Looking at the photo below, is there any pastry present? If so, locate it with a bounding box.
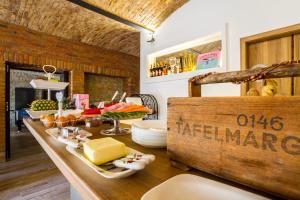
[56,116,68,127]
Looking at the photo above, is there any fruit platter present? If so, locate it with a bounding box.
[79,102,150,135]
[99,102,150,135]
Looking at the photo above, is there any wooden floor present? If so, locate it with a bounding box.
[0,127,70,200]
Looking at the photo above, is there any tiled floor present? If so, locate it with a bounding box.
[0,127,70,200]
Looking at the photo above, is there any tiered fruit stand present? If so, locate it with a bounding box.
[26,65,69,119]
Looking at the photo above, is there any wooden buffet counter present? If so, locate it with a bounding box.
[23,118,273,200]
[23,118,186,200]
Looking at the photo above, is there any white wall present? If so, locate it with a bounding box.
[140,0,300,120]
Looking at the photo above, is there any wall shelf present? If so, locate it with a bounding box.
[145,28,228,83]
[145,68,225,83]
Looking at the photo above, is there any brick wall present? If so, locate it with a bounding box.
[0,21,140,161]
[84,73,124,104]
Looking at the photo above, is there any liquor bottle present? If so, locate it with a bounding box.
[188,51,192,71]
[176,58,181,73]
[183,51,188,72]
[174,61,177,74]
[160,63,163,76]
[163,63,168,75]
[158,64,162,76]
[158,62,161,76]
[179,57,183,73]
[152,64,156,77]
[149,64,153,77]
[167,64,171,75]
[192,53,197,71]
[159,63,164,76]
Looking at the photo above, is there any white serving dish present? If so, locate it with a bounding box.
[26,109,58,119]
[26,109,82,119]
[131,120,167,148]
[120,118,143,125]
[142,174,269,200]
[66,146,141,179]
[30,79,69,90]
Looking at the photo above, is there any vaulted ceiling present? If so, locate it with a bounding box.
[0,0,188,57]
[82,0,189,30]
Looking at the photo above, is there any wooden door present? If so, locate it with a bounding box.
[294,34,300,95]
[241,23,300,96]
[248,36,292,96]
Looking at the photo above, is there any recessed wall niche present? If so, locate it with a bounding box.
[84,73,124,104]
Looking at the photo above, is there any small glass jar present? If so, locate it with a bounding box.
[85,118,100,128]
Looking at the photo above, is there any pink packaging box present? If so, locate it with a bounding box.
[197,50,221,69]
[73,94,89,110]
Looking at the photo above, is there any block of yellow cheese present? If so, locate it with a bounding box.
[83,137,127,165]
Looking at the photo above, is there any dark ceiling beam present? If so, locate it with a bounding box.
[67,0,154,32]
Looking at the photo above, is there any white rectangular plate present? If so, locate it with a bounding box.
[45,127,92,147]
[66,146,138,179]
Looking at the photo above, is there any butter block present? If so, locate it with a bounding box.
[83,137,127,165]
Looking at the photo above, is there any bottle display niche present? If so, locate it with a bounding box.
[148,40,222,78]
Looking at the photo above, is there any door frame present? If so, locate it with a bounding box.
[240,23,300,96]
[5,62,10,160]
[4,62,70,160]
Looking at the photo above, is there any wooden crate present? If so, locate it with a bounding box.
[167,96,300,199]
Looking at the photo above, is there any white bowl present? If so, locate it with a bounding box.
[131,120,167,148]
[142,174,269,200]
